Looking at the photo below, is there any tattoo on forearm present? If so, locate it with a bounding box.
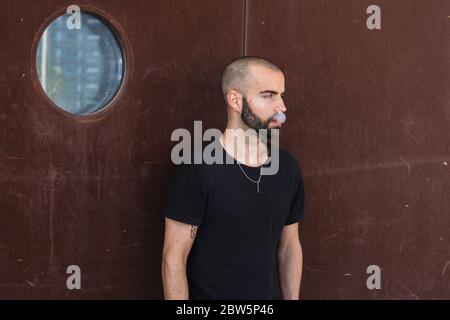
[190,226,197,239]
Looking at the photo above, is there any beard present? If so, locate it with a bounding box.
[241,97,278,140]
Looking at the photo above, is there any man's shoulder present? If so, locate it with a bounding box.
[274,146,302,176]
[277,146,299,164]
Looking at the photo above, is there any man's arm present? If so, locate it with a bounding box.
[162,217,198,300]
[277,222,303,300]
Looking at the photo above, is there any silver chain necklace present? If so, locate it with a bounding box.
[221,134,264,193]
[236,160,262,194]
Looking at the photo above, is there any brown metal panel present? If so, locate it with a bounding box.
[0,0,243,298]
[246,0,450,299]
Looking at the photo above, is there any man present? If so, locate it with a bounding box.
[162,56,305,300]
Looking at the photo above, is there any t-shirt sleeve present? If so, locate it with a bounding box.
[285,162,305,225]
[164,163,207,226]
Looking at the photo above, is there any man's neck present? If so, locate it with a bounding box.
[219,125,268,167]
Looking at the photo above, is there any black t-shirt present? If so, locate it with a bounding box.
[164,140,305,300]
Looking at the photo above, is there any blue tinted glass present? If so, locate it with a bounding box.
[36,12,124,115]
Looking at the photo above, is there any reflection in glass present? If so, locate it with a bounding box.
[36,13,124,115]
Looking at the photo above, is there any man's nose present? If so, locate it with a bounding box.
[278,98,287,113]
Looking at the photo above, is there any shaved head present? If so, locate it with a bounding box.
[220,56,282,102]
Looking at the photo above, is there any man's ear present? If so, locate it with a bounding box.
[227,90,242,113]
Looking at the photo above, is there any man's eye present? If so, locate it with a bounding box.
[263,94,273,98]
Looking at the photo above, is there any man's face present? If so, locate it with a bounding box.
[240,65,287,131]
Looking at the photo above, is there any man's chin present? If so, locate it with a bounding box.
[268,123,281,129]
[257,126,280,142]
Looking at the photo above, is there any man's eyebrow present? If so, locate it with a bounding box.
[259,90,285,95]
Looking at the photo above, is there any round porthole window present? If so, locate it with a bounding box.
[36,11,124,115]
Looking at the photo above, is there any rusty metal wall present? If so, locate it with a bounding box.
[245,0,450,299]
[0,0,449,299]
[0,0,243,298]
